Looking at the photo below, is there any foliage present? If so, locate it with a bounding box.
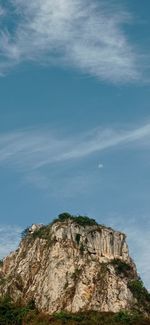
[21,224,54,247]
[75,215,98,226]
[128,279,150,310]
[53,212,98,227]
[0,298,149,325]
[21,213,98,243]
[0,296,37,325]
[55,213,72,222]
[32,226,51,240]
[21,227,30,239]
[54,311,84,322]
[111,259,133,277]
[113,310,140,324]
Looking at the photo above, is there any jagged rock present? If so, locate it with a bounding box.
[29,224,44,234]
[0,216,148,314]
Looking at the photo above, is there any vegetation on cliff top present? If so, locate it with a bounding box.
[1,213,150,322]
[0,296,150,325]
[21,213,99,240]
[52,212,98,226]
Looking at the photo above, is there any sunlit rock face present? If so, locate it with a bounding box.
[0,218,137,314]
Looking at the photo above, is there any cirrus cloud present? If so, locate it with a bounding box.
[0,0,139,82]
[0,122,150,172]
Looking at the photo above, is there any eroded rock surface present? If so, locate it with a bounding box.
[0,218,138,314]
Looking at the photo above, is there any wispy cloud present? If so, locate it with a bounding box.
[0,225,22,259]
[0,5,6,17]
[0,0,139,82]
[0,122,150,172]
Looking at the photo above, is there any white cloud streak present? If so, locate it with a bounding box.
[0,122,150,172]
[0,0,138,82]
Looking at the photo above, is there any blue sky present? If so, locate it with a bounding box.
[0,0,150,288]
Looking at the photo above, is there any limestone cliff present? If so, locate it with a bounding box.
[0,214,149,315]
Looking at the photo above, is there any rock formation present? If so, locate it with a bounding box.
[0,214,149,315]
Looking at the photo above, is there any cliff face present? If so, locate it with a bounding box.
[0,216,142,314]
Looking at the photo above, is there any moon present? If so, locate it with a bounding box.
[98,163,104,169]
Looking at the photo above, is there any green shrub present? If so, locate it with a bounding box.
[52,213,72,224]
[57,213,72,221]
[54,311,75,320]
[32,226,50,240]
[22,213,99,245]
[114,310,140,324]
[128,279,150,305]
[52,213,98,227]
[21,225,52,242]
[54,311,85,322]
[21,227,30,239]
[0,296,37,325]
[75,216,98,226]
[0,299,149,325]
[111,259,132,276]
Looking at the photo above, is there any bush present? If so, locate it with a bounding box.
[54,311,83,321]
[53,213,98,227]
[74,216,98,227]
[21,227,30,239]
[0,300,149,325]
[114,310,140,324]
[111,259,132,276]
[32,226,50,240]
[0,296,37,325]
[128,279,150,305]
[57,213,72,221]
[21,213,99,244]
[52,213,72,224]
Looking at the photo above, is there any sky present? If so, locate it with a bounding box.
[0,0,150,288]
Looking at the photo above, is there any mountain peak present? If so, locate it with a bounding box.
[0,213,150,316]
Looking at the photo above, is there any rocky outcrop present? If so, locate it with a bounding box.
[0,215,146,314]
